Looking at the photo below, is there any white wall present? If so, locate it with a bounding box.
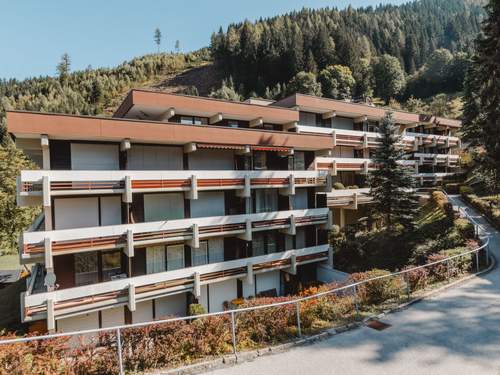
[188,149,234,170]
[155,293,186,318]
[100,196,122,226]
[256,270,281,295]
[331,117,354,130]
[208,279,237,312]
[132,300,153,323]
[101,306,125,328]
[57,312,99,332]
[127,145,183,170]
[199,285,209,313]
[71,143,119,170]
[54,197,99,230]
[144,193,185,222]
[190,191,225,218]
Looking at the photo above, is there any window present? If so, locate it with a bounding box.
[227,120,239,128]
[255,189,278,213]
[253,152,267,170]
[74,252,98,286]
[180,116,207,125]
[146,246,166,274]
[167,244,185,271]
[294,152,305,170]
[192,241,208,266]
[180,116,193,125]
[101,251,122,281]
[252,234,266,256]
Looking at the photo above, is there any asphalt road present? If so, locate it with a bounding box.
[204,197,500,375]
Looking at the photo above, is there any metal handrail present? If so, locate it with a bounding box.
[0,195,491,375]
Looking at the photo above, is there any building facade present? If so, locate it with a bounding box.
[8,91,461,333]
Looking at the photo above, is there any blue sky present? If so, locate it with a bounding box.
[0,0,406,80]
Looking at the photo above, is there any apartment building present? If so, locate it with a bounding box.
[8,91,461,333]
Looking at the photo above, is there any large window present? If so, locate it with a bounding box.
[167,244,185,271]
[180,116,207,125]
[252,232,279,256]
[146,246,166,274]
[74,252,98,286]
[255,189,278,213]
[191,241,208,266]
[294,152,305,170]
[253,152,267,170]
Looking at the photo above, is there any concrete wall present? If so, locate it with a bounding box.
[208,279,237,312]
[57,312,99,332]
[101,306,125,328]
[132,300,154,323]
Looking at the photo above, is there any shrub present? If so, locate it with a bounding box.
[444,183,460,194]
[431,190,447,208]
[347,185,359,189]
[459,185,473,196]
[454,218,475,239]
[402,266,429,291]
[188,303,206,316]
[333,182,345,190]
[442,247,473,276]
[349,269,403,305]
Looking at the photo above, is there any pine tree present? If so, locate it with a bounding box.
[154,28,162,53]
[369,112,419,229]
[175,40,180,53]
[463,0,500,191]
[56,53,71,83]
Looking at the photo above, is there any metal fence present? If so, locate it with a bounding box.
[0,196,492,375]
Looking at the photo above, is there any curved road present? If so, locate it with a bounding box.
[205,197,500,375]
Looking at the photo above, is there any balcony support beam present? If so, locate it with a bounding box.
[193,272,201,298]
[354,115,368,124]
[42,176,53,230]
[246,262,254,285]
[363,160,369,175]
[238,218,252,241]
[236,174,251,198]
[189,224,200,249]
[128,283,136,312]
[322,110,336,120]
[47,299,55,333]
[331,160,337,176]
[282,121,297,131]
[44,237,53,270]
[41,135,50,170]
[123,175,132,203]
[332,130,337,147]
[209,113,223,124]
[281,215,296,236]
[158,107,175,121]
[280,174,295,196]
[188,175,198,200]
[120,138,131,152]
[183,142,197,154]
[339,208,346,228]
[125,229,134,257]
[286,254,297,275]
[249,117,263,128]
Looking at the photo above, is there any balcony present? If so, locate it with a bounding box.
[322,188,373,208]
[313,157,376,174]
[21,208,331,263]
[22,244,330,324]
[17,170,329,206]
[413,153,459,167]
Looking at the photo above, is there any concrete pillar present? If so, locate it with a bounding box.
[41,135,50,170]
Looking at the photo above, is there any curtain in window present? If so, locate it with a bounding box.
[146,246,166,274]
[192,242,208,266]
[167,244,185,271]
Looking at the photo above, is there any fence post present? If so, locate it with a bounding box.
[353,285,360,320]
[405,274,410,301]
[475,250,480,273]
[230,311,237,355]
[295,301,302,337]
[486,241,490,267]
[116,328,124,375]
[446,260,451,281]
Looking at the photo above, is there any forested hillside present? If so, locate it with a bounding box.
[0,0,487,255]
[210,0,485,102]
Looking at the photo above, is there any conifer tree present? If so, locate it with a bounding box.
[368,112,419,229]
[463,0,500,191]
[154,28,162,53]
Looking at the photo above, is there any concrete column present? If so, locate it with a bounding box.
[41,135,50,170]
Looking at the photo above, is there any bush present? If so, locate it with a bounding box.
[442,247,473,276]
[426,253,448,281]
[349,269,403,305]
[347,185,359,189]
[431,190,448,208]
[459,185,474,196]
[402,266,429,291]
[444,183,461,194]
[333,182,345,190]
[188,303,206,316]
[454,218,475,239]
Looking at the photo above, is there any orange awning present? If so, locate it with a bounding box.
[197,143,246,150]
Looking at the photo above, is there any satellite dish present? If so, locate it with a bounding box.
[44,272,56,287]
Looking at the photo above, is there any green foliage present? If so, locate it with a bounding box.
[318,65,355,99]
[463,0,500,191]
[209,76,242,101]
[349,269,403,305]
[459,185,474,195]
[333,182,346,190]
[454,218,475,239]
[210,0,484,98]
[372,55,406,103]
[188,303,206,316]
[285,71,322,97]
[368,113,419,229]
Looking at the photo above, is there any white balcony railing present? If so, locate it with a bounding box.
[21,208,331,262]
[23,244,330,323]
[313,157,376,173]
[295,125,460,150]
[17,170,329,206]
[324,188,372,208]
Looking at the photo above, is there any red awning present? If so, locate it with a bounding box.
[197,143,246,150]
[251,146,291,152]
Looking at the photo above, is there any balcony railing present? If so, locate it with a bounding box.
[413,153,460,167]
[22,244,330,323]
[323,188,373,208]
[313,157,376,173]
[21,208,331,262]
[17,170,329,205]
[295,125,460,150]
